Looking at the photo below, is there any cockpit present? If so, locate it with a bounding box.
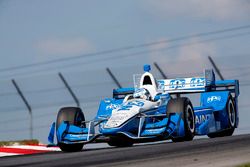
[139,64,158,100]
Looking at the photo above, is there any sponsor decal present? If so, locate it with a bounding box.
[104,99,111,103]
[105,101,144,128]
[69,134,87,138]
[143,127,165,135]
[207,96,221,103]
[195,114,210,124]
[118,100,144,111]
[105,112,132,128]
[146,129,161,132]
[169,79,186,89]
[190,78,205,87]
[158,80,165,90]
[106,103,120,110]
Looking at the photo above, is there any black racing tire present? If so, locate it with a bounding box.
[108,136,134,147]
[207,96,236,138]
[168,97,195,142]
[58,143,84,152]
[56,107,85,152]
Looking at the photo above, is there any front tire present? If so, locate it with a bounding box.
[58,143,84,152]
[168,97,195,142]
[56,107,85,152]
[108,136,133,147]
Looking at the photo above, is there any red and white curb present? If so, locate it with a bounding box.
[0,145,60,157]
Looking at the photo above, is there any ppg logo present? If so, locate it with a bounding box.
[169,79,185,89]
[158,80,165,90]
[106,104,120,110]
[190,78,205,87]
[118,100,144,111]
[207,96,221,103]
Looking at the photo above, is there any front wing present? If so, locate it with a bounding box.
[48,111,186,145]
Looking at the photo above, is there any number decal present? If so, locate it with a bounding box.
[118,100,144,111]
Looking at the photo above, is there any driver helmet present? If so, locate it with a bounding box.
[133,88,151,100]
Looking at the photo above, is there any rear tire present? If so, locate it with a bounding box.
[168,97,195,142]
[56,107,85,152]
[207,96,236,138]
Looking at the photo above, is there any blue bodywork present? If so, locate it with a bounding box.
[48,67,240,146]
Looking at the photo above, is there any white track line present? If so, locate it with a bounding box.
[0,152,19,157]
[4,145,61,151]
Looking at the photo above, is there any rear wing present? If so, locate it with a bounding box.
[113,69,239,99]
[157,69,239,97]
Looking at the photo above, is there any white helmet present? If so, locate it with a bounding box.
[133,88,151,100]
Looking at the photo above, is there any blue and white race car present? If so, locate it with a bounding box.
[48,64,240,152]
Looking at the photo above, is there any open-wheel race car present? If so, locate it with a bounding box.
[48,64,240,152]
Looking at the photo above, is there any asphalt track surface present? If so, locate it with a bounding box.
[1,134,250,167]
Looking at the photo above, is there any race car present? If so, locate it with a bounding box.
[48,64,240,152]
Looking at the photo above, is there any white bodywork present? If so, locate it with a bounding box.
[105,70,164,129]
[139,72,158,99]
[104,99,159,128]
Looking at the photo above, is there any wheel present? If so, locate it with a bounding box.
[207,96,236,138]
[56,107,85,152]
[168,97,195,142]
[108,136,134,147]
